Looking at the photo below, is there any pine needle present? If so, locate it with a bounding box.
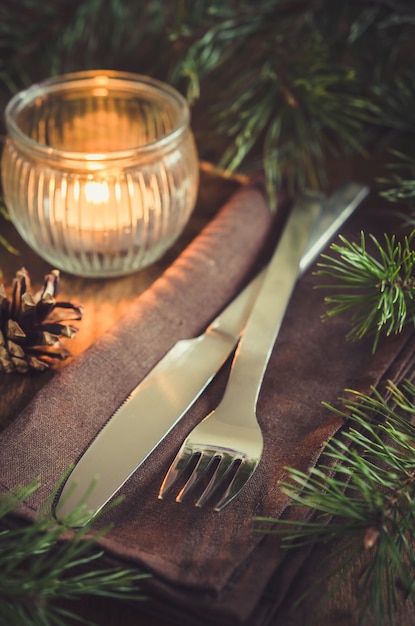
[316,232,415,351]
[256,380,415,626]
[0,480,149,626]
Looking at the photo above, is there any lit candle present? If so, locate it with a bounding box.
[51,177,132,253]
[2,70,199,277]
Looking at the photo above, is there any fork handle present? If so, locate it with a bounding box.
[219,194,321,422]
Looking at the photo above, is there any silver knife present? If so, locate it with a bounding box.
[54,182,369,522]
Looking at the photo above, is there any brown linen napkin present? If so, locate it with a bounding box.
[1,181,415,626]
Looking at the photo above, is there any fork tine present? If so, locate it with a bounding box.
[158,445,195,499]
[195,453,238,508]
[176,451,217,502]
[213,458,259,511]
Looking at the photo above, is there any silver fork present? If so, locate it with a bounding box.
[158,192,322,511]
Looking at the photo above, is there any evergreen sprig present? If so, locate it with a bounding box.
[0,197,18,258]
[0,200,17,273]
[316,232,415,351]
[0,479,149,626]
[256,379,415,626]
[171,1,375,199]
[379,151,415,204]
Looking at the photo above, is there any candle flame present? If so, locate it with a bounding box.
[84,181,110,204]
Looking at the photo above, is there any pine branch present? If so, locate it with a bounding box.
[256,379,415,626]
[0,479,149,626]
[167,0,415,197]
[0,197,19,280]
[215,36,370,200]
[316,232,415,351]
[170,1,376,198]
[378,151,415,205]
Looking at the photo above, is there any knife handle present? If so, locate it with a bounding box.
[218,194,321,420]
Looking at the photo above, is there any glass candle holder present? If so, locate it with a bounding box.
[1,70,199,277]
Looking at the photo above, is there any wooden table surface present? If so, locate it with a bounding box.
[2,159,415,626]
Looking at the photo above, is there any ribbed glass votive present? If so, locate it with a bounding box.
[1,70,199,277]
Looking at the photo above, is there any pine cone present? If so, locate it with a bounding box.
[0,268,83,373]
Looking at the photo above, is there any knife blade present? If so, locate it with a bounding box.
[54,182,369,522]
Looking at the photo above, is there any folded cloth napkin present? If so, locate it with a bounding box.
[1,181,415,626]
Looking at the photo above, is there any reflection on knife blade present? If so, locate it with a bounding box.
[54,182,369,523]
